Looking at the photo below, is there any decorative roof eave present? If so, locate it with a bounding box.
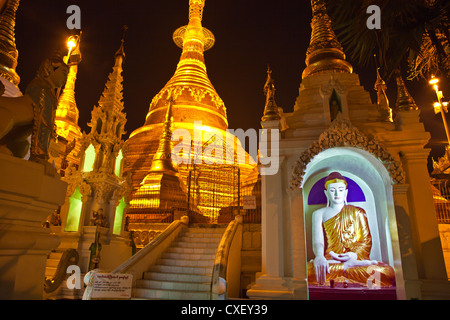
[149,85,226,113]
[289,113,405,189]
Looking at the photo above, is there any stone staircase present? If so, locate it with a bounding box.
[133,226,225,300]
[45,251,63,280]
[43,249,84,300]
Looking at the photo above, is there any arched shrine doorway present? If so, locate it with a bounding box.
[300,147,403,299]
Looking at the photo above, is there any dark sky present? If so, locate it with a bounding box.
[14,0,449,170]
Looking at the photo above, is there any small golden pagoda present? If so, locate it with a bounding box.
[124,0,256,223]
[52,34,83,173]
[302,0,353,79]
[261,67,281,122]
[374,67,392,122]
[128,97,188,215]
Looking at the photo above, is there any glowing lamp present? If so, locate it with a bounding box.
[63,35,80,64]
[434,102,442,114]
[429,76,439,85]
[67,36,77,55]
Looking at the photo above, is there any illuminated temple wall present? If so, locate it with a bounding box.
[125,126,257,222]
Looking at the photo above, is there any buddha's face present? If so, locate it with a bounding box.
[325,181,348,206]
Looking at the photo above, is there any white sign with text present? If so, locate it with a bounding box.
[91,273,133,299]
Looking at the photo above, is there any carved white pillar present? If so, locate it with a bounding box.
[401,150,447,280]
[247,151,292,299]
[392,183,421,300]
[260,155,285,277]
[287,187,308,299]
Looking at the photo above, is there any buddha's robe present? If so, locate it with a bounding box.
[308,205,395,287]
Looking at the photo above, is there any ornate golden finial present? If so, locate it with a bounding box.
[262,66,281,122]
[0,0,20,85]
[374,67,392,122]
[302,0,352,79]
[115,25,127,59]
[188,0,205,22]
[394,69,418,116]
[173,0,214,51]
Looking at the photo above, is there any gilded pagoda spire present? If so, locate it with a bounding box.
[147,97,177,175]
[142,0,227,131]
[87,31,127,143]
[262,67,281,122]
[97,31,126,115]
[131,97,188,211]
[374,67,392,122]
[302,0,352,79]
[55,34,82,140]
[394,69,418,117]
[0,0,20,85]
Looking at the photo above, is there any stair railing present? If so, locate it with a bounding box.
[44,248,79,293]
[111,216,189,285]
[210,215,243,300]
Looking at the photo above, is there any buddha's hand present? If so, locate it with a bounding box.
[329,251,357,262]
[313,255,329,284]
[343,258,378,271]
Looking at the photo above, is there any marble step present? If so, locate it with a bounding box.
[45,266,57,278]
[162,251,216,261]
[171,240,219,249]
[147,264,213,275]
[46,258,60,268]
[133,287,211,300]
[177,236,222,244]
[143,270,212,283]
[181,231,223,239]
[167,246,217,255]
[136,279,211,292]
[157,257,214,268]
[48,251,63,260]
[186,227,226,234]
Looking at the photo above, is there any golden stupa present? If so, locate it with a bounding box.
[302,0,353,79]
[124,0,256,222]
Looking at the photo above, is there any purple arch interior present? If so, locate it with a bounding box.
[308,176,366,205]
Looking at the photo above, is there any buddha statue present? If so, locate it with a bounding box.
[308,172,395,287]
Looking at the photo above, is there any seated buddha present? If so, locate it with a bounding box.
[307,172,395,287]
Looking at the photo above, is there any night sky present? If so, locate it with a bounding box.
[14,0,450,171]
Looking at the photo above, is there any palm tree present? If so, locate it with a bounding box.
[325,0,449,81]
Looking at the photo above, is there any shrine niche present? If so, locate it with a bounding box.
[300,147,400,297]
[306,171,395,288]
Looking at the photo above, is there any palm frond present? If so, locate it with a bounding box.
[325,0,449,79]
